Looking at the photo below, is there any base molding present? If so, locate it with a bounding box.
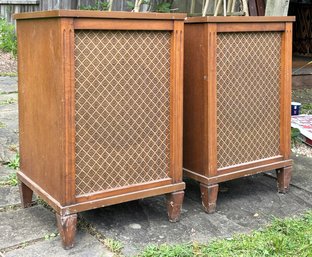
[17,171,185,215]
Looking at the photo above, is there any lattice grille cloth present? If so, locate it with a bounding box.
[74,30,171,195]
[216,32,282,168]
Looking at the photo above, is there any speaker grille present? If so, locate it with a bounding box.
[74,30,171,195]
[216,32,282,169]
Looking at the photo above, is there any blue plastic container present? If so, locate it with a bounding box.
[291,102,301,115]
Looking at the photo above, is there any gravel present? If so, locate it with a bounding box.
[0,51,17,74]
[292,143,312,158]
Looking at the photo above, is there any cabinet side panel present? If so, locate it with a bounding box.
[183,24,206,175]
[17,18,66,204]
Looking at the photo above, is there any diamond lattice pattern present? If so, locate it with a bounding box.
[74,30,171,195]
[216,32,282,168]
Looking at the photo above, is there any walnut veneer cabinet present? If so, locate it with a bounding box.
[15,10,185,249]
[183,16,295,213]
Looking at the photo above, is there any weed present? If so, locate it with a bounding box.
[0,172,18,186]
[291,128,301,146]
[0,18,17,56]
[0,72,17,77]
[0,98,16,105]
[6,153,20,170]
[78,218,124,255]
[44,232,58,240]
[104,238,124,254]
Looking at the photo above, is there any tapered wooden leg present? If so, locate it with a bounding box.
[166,191,184,222]
[56,213,77,250]
[19,181,33,208]
[276,166,292,194]
[200,183,219,214]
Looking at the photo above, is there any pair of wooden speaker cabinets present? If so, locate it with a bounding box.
[15,11,294,249]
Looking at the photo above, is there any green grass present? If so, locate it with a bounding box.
[0,172,18,186]
[139,212,312,257]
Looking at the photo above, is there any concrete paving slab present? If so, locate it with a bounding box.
[290,154,312,192]
[0,166,14,180]
[0,131,18,162]
[215,175,312,229]
[266,154,312,193]
[4,232,113,257]
[0,206,56,250]
[0,77,18,94]
[82,174,312,256]
[0,93,18,104]
[0,186,20,208]
[0,91,18,162]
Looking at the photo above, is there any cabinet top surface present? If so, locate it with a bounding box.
[14,10,186,20]
[186,16,295,23]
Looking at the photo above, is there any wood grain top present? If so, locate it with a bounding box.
[186,16,296,23]
[14,10,186,20]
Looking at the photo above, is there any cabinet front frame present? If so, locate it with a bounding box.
[203,21,293,181]
[62,18,184,205]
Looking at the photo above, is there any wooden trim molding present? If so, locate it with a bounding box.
[18,171,185,216]
[74,19,174,31]
[217,22,285,32]
[184,159,293,186]
[186,16,296,24]
[14,10,186,20]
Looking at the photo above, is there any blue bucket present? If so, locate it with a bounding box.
[291,102,301,116]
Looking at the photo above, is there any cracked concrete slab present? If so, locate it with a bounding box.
[4,232,114,257]
[0,206,56,250]
[82,174,312,256]
[0,186,20,208]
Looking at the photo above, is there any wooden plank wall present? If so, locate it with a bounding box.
[289,3,312,55]
[0,0,39,23]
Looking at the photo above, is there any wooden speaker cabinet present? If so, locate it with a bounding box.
[183,17,295,213]
[15,10,185,249]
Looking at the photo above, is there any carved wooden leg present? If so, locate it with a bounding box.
[19,181,33,208]
[200,183,219,214]
[56,213,77,250]
[276,166,292,194]
[166,191,184,222]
